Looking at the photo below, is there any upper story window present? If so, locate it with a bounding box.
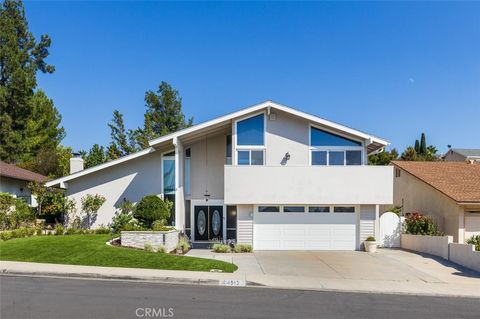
[237,114,264,146]
[236,114,265,165]
[310,127,363,166]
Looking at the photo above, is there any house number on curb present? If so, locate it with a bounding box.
[219,279,246,287]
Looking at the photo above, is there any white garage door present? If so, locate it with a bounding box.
[465,213,480,239]
[253,210,357,250]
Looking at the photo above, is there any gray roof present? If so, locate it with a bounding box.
[451,149,480,158]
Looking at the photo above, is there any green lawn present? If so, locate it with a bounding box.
[0,235,237,273]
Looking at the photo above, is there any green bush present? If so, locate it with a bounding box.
[466,235,480,251]
[133,195,172,228]
[157,245,166,253]
[111,200,135,232]
[144,243,153,252]
[0,193,35,230]
[94,226,111,234]
[27,227,36,236]
[404,212,442,236]
[0,231,13,241]
[54,224,65,235]
[233,244,253,253]
[152,220,173,231]
[36,227,43,236]
[365,236,376,242]
[212,242,230,253]
[176,235,190,253]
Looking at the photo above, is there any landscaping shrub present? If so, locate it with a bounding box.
[111,200,134,232]
[65,228,78,235]
[0,231,13,241]
[365,236,376,242]
[54,224,65,235]
[94,226,111,234]
[152,220,173,231]
[36,227,43,236]
[133,195,172,228]
[144,243,153,252]
[404,212,442,236]
[0,193,35,230]
[157,245,166,253]
[233,244,253,253]
[212,242,230,253]
[177,235,190,253]
[81,194,106,229]
[466,235,480,251]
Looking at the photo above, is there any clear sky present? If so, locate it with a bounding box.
[25,1,480,154]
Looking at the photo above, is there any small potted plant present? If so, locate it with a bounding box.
[364,236,377,253]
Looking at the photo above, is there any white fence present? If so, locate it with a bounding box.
[379,212,401,248]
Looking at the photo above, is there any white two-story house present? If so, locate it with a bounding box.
[46,101,393,250]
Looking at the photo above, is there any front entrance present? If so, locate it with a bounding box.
[194,206,223,241]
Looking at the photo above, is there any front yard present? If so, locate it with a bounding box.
[0,235,237,273]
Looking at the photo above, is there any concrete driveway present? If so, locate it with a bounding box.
[188,248,480,286]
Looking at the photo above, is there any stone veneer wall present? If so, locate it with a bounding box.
[121,230,179,253]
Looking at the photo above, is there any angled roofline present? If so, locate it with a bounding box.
[45,147,157,188]
[46,100,389,187]
[149,100,390,147]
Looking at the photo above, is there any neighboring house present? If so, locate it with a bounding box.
[46,101,393,250]
[391,161,480,243]
[443,148,480,163]
[0,161,49,206]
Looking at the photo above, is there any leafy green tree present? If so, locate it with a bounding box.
[83,144,106,168]
[0,0,60,163]
[368,148,399,165]
[133,82,193,148]
[81,194,106,229]
[108,110,137,156]
[19,145,72,178]
[414,140,420,153]
[106,142,121,161]
[401,147,417,161]
[419,133,427,155]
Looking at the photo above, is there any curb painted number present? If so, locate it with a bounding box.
[219,279,246,287]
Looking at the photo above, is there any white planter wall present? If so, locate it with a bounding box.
[449,243,480,273]
[401,234,452,260]
[121,230,179,253]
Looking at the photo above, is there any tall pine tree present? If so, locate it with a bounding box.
[108,110,136,156]
[0,0,63,163]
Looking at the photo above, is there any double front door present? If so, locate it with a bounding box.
[194,206,223,241]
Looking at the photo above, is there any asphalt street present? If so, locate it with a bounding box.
[1,275,479,319]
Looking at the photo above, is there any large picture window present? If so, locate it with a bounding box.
[310,126,363,166]
[237,114,264,146]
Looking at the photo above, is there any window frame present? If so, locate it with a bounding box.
[309,124,364,166]
[237,149,265,166]
[161,150,176,195]
[255,205,357,214]
[234,112,267,166]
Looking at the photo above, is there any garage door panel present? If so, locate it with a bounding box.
[254,213,357,250]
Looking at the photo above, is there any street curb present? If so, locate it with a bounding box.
[2,270,479,299]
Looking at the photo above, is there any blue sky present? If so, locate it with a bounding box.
[26,1,480,153]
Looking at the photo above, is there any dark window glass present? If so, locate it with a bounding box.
[227,206,237,229]
[346,150,362,165]
[329,151,345,165]
[238,150,250,165]
[334,206,355,213]
[237,114,264,146]
[227,230,237,240]
[251,150,264,165]
[185,148,191,158]
[309,206,330,213]
[226,135,232,158]
[311,127,362,147]
[312,151,327,165]
[258,206,280,212]
[185,200,191,228]
[284,206,305,213]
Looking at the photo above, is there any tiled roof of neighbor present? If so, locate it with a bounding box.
[451,148,480,158]
[391,161,480,203]
[0,161,49,183]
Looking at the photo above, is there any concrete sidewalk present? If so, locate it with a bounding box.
[1,255,479,298]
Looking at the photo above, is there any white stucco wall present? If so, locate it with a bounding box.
[188,133,226,200]
[225,166,393,205]
[65,151,162,228]
[0,176,35,206]
[265,110,310,166]
[393,167,463,242]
